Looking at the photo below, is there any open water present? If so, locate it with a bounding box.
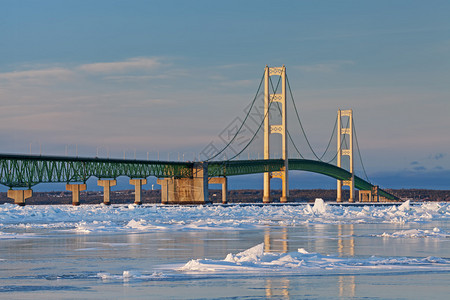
[1,201,450,299]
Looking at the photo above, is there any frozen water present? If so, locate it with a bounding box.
[377,227,450,238]
[2,201,450,237]
[178,242,450,275]
[2,201,450,299]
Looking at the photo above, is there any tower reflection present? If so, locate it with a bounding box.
[338,224,355,297]
[264,226,290,298]
[264,226,288,253]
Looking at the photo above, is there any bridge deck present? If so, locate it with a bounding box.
[0,154,398,200]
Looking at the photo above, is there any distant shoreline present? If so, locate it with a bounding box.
[1,189,448,205]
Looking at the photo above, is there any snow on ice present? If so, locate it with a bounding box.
[177,242,450,275]
[1,200,450,237]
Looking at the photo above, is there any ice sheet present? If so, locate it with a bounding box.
[177,243,450,275]
[1,200,450,235]
[377,227,450,238]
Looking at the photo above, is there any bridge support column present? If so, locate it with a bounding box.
[263,65,289,203]
[7,189,32,206]
[263,66,271,203]
[372,186,379,202]
[209,177,228,204]
[98,179,116,205]
[66,184,86,206]
[337,109,354,203]
[359,190,371,202]
[157,162,210,204]
[157,178,172,204]
[130,179,147,205]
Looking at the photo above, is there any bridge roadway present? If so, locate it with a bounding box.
[0,153,397,201]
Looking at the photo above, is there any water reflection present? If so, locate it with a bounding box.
[264,226,290,298]
[338,224,355,257]
[264,226,288,253]
[265,278,290,299]
[263,225,357,299]
[338,224,355,297]
[3,221,450,299]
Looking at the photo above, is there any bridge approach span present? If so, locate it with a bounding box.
[0,154,397,200]
[0,153,193,188]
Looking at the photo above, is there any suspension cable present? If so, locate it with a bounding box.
[206,72,265,161]
[272,98,305,159]
[325,115,350,164]
[225,74,282,161]
[286,75,341,161]
[352,117,371,182]
[318,116,338,160]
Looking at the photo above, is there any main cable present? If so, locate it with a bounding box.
[352,117,371,182]
[286,75,339,161]
[225,74,282,161]
[206,71,265,161]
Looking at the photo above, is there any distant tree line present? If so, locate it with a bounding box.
[1,189,448,205]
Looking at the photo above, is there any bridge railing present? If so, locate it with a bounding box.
[0,154,193,188]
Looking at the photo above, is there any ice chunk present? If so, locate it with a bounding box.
[312,198,327,214]
[398,200,410,211]
[224,243,264,263]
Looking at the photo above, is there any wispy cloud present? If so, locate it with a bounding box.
[412,166,427,171]
[0,57,167,85]
[0,67,73,82]
[78,57,162,74]
[216,63,250,69]
[294,60,355,73]
[218,79,254,88]
[429,153,447,160]
[102,74,171,82]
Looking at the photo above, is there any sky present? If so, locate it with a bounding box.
[1,0,449,190]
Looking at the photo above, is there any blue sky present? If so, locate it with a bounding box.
[1,0,449,190]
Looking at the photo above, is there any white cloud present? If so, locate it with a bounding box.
[219,79,254,88]
[0,67,73,81]
[295,61,355,73]
[0,57,175,92]
[78,57,162,74]
[102,74,170,82]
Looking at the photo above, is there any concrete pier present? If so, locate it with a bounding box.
[66,184,86,206]
[7,189,32,206]
[209,177,227,204]
[97,179,116,205]
[129,179,147,205]
[359,186,381,202]
[157,162,210,204]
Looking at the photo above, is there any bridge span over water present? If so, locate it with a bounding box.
[1,65,399,205]
[0,153,398,206]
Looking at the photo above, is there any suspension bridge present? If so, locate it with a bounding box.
[0,65,399,206]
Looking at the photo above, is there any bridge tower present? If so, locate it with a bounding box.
[263,65,289,203]
[336,109,354,202]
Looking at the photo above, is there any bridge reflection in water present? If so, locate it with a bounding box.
[338,224,356,298]
[264,226,290,298]
[262,225,356,299]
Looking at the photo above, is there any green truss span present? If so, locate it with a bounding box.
[0,154,193,188]
[209,159,397,200]
[0,154,397,200]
